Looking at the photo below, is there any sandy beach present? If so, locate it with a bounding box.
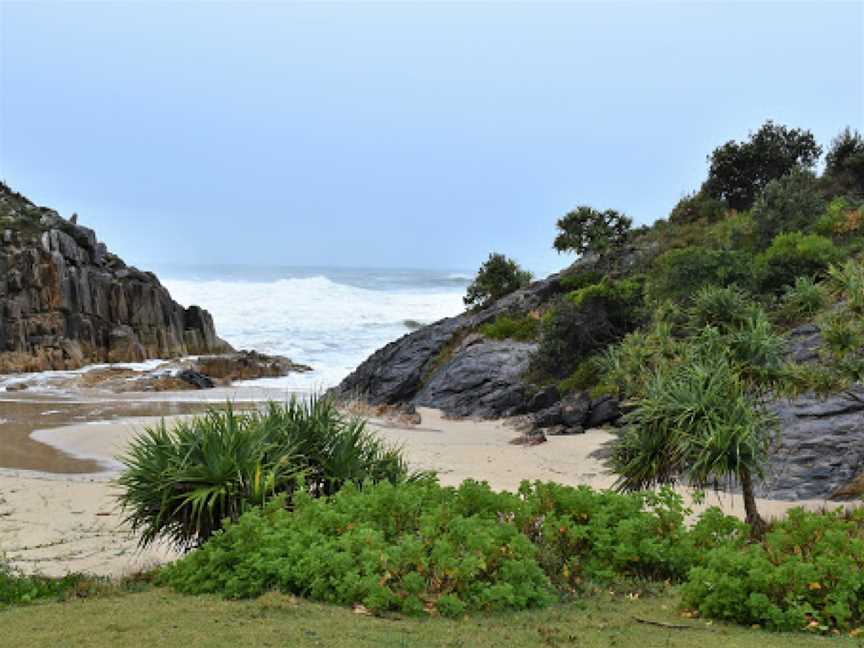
[0,405,857,578]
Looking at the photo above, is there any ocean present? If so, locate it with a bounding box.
[160,266,471,392]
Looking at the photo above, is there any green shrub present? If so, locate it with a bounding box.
[668,190,728,225]
[814,197,863,241]
[532,278,645,379]
[755,232,841,293]
[118,398,413,550]
[824,127,864,196]
[780,276,826,321]
[827,259,864,314]
[479,314,539,341]
[464,253,533,310]
[688,285,758,332]
[647,247,753,303]
[159,479,696,615]
[557,358,601,394]
[752,169,826,247]
[559,269,604,292]
[682,507,864,632]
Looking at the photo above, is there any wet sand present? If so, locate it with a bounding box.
[1,405,857,578]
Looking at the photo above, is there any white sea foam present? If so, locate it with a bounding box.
[162,273,466,391]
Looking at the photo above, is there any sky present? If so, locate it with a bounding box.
[1,2,862,277]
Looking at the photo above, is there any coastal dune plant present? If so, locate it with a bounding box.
[158,479,697,616]
[117,398,412,550]
[683,507,864,632]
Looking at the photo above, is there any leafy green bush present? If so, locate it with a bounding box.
[824,127,864,196]
[118,398,413,549]
[682,507,864,632]
[559,269,604,292]
[755,232,841,293]
[751,169,826,247]
[532,278,645,379]
[479,313,539,341]
[814,197,863,241]
[647,247,753,303]
[159,479,696,616]
[557,357,601,394]
[464,253,532,309]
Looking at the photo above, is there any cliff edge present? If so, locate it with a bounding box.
[0,183,232,372]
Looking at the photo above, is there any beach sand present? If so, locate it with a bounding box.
[0,407,855,578]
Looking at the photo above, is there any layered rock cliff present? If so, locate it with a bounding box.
[0,183,232,372]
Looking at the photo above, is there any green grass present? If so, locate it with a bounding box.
[1,587,856,648]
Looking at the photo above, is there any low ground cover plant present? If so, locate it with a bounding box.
[158,479,696,616]
[0,559,84,607]
[683,507,864,632]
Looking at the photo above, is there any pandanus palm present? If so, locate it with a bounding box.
[612,356,775,535]
[117,396,413,550]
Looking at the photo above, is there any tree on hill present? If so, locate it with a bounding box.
[824,127,864,196]
[553,206,632,258]
[463,253,532,309]
[704,120,822,211]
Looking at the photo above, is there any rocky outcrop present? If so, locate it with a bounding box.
[330,273,563,417]
[0,183,232,372]
[3,350,312,393]
[758,388,864,501]
[413,335,537,417]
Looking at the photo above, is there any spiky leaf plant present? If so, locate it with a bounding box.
[117,397,413,550]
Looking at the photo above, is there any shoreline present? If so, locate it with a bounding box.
[1,405,859,578]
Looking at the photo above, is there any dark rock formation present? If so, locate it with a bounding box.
[194,350,312,383]
[0,183,232,372]
[757,388,864,501]
[330,273,563,417]
[413,336,536,418]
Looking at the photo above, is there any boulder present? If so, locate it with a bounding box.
[194,350,312,383]
[561,391,592,427]
[177,369,215,390]
[586,395,621,428]
[413,338,536,418]
[526,386,560,413]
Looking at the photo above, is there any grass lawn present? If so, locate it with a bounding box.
[1,587,858,648]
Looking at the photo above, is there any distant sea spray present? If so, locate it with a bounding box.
[161,266,469,392]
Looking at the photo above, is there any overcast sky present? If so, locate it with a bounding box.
[1,2,861,276]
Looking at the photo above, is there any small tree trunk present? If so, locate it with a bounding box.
[739,468,767,538]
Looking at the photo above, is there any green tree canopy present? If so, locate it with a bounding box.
[824,127,864,196]
[463,253,532,309]
[553,206,632,257]
[704,120,822,211]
